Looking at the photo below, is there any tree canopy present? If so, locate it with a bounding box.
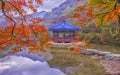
[0,0,50,54]
[89,0,120,38]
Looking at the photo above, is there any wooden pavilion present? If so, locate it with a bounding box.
[48,21,81,43]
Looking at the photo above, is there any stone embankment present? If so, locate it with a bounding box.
[80,49,120,75]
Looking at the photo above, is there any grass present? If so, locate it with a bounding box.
[48,51,106,75]
[49,45,70,50]
[49,43,120,54]
[85,44,120,54]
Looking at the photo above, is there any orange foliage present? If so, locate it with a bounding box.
[72,5,93,27]
[116,7,120,13]
[76,6,84,11]
[103,7,120,22]
[36,0,42,4]
[0,0,50,54]
[104,15,110,22]
[87,7,93,17]
[70,39,90,54]
[98,34,105,44]
[70,5,94,54]
[72,13,80,18]
[0,24,50,53]
[70,46,81,54]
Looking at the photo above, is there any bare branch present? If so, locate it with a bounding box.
[1,1,16,36]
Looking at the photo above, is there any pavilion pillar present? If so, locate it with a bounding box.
[70,32,73,39]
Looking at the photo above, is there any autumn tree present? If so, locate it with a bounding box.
[69,0,120,44]
[89,0,120,40]
[0,0,50,54]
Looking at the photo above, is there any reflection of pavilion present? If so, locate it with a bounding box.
[48,21,81,43]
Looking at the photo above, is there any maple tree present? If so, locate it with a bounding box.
[72,5,93,27]
[0,0,51,54]
[89,0,120,40]
[66,0,120,52]
[70,0,120,43]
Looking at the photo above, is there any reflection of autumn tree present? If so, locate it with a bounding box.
[0,0,50,53]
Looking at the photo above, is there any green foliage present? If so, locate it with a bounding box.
[89,0,114,25]
[79,32,86,40]
[89,0,120,37]
[85,33,99,42]
[61,0,120,46]
[79,32,99,43]
[109,27,118,37]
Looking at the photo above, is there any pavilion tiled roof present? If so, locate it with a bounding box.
[48,21,81,31]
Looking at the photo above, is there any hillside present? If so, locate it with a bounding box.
[0,0,85,27]
[43,0,79,27]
